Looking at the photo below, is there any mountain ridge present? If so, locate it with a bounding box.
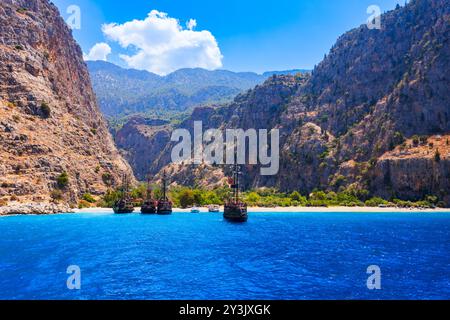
[88,60,309,79]
[87,60,309,118]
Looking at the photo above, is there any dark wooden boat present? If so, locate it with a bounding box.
[141,177,157,214]
[157,171,172,215]
[224,163,248,222]
[113,174,134,214]
[113,198,135,214]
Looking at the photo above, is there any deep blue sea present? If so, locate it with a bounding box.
[0,211,449,300]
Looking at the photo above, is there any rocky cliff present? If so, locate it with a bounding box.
[275,0,450,203]
[115,117,172,181]
[122,0,450,205]
[0,0,134,213]
[373,135,450,205]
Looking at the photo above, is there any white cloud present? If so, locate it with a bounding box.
[83,42,112,61]
[101,10,223,75]
[186,19,197,30]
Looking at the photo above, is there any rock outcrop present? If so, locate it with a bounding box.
[372,135,450,204]
[0,0,134,212]
[0,203,71,215]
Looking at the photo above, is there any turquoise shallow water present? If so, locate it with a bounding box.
[0,211,449,300]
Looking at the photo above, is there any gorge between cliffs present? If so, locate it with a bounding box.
[0,0,449,214]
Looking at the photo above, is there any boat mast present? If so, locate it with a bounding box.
[235,163,239,203]
[162,171,167,200]
[121,173,126,199]
[232,162,241,204]
[146,175,151,200]
[229,148,241,204]
[124,174,129,198]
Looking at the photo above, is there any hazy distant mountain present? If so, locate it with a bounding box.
[87,61,308,118]
[263,69,310,77]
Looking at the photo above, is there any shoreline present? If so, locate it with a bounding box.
[2,205,450,216]
[73,206,450,214]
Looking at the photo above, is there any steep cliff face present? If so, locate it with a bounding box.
[303,0,450,161]
[117,0,450,205]
[372,135,450,204]
[0,0,133,212]
[115,117,172,181]
[268,0,450,199]
[281,0,450,201]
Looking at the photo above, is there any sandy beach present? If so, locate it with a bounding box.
[73,206,450,214]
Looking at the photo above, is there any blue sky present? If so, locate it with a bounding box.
[52,0,405,74]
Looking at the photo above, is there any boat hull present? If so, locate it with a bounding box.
[113,199,135,214]
[224,205,248,222]
[141,207,157,214]
[141,200,157,214]
[157,201,173,215]
[113,207,135,214]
